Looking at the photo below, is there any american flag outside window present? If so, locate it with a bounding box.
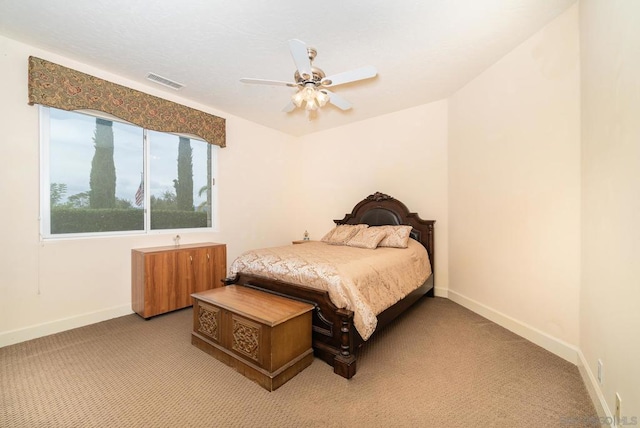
[135,176,144,207]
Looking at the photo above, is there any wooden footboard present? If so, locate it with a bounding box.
[224,273,358,378]
[224,272,434,379]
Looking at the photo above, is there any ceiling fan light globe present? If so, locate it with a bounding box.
[316,91,329,107]
[305,99,318,111]
[303,86,316,101]
[292,91,304,107]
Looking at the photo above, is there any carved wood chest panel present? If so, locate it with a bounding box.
[191,285,314,391]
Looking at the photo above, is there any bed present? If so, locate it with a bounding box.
[224,192,435,379]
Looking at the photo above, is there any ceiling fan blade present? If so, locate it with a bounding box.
[288,39,313,80]
[322,90,352,111]
[282,101,296,113]
[321,66,377,87]
[240,78,298,87]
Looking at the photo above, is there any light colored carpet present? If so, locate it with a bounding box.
[1,297,596,427]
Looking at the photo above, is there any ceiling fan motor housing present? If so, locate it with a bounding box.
[294,66,326,86]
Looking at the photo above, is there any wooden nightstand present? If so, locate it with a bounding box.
[292,240,313,244]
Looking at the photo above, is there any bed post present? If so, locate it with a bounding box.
[333,308,357,379]
[426,222,435,296]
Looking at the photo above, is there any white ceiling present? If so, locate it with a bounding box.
[0,0,576,137]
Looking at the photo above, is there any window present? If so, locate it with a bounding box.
[41,107,217,237]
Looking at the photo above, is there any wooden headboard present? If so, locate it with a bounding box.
[334,192,435,271]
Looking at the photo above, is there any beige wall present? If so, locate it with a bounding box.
[293,101,449,294]
[448,4,581,360]
[580,0,640,420]
[0,35,297,345]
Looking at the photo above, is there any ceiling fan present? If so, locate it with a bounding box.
[240,39,377,117]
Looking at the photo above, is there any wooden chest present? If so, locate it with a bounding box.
[191,285,314,391]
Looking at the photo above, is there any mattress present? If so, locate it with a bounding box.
[229,239,432,340]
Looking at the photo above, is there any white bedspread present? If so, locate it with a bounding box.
[229,240,432,340]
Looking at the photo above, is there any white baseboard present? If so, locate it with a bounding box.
[447,289,579,364]
[445,290,613,422]
[0,304,133,348]
[577,350,612,422]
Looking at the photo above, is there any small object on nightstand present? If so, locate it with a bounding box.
[293,230,312,244]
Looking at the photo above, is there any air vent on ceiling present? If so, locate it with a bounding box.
[146,73,184,90]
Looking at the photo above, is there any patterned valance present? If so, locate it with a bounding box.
[28,56,226,147]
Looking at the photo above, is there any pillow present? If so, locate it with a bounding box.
[373,225,413,248]
[345,227,388,249]
[321,224,368,245]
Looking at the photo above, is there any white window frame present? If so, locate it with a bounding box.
[39,106,218,240]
